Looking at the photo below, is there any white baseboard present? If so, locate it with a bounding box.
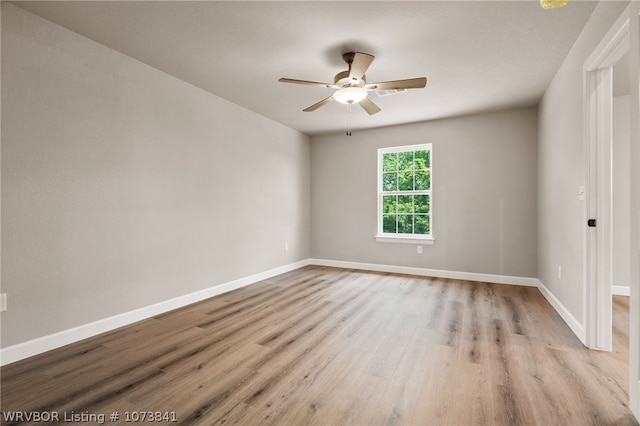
[0,259,588,366]
[535,279,586,345]
[0,259,311,366]
[612,285,631,296]
[309,258,540,287]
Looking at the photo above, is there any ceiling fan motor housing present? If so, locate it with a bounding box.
[334,70,366,88]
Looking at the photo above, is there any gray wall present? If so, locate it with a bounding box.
[537,1,629,322]
[310,108,538,278]
[613,95,631,290]
[1,4,310,347]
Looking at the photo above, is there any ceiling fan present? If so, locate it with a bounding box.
[279,52,427,115]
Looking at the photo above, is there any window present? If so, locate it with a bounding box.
[376,144,433,244]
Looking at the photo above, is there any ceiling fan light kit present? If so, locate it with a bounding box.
[540,0,568,10]
[333,87,368,104]
[279,51,427,115]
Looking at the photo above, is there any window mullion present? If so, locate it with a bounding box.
[381,190,429,196]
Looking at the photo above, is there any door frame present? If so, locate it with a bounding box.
[583,7,629,352]
[583,3,640,418]
[628,3,640,418]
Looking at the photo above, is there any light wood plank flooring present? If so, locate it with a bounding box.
[1,266,637,425]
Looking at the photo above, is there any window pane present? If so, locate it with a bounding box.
[398,215,413,234]
[414,195,430,214]
[415,214,430,234]
[378,145,432,237]
[383,196,397,214]
[383,153,397,172]
[398,151,414,171]
[397,195,412,213]
[383,172,397,191]
[415,170,431,190]
[414,150,430,169]
[398,171,414,191]
[383,215,397,233]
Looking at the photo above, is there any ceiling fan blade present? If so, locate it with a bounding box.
[303,95,334,112]
[365,77,427,90]
[349,52,375,82]
[359,97,381,115]
[279,78,336,89]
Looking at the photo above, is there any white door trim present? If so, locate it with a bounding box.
[628,2,640,419]
[583,9,629,352]
[584,3,640,420]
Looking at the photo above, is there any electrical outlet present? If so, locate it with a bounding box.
[558,266,562,280]
[0,293,6,312]
[284,243,289,252]
[417,245,423,254]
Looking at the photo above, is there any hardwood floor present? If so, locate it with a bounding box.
[1,266,636,425]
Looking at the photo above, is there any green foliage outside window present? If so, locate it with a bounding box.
[380,148,431,235]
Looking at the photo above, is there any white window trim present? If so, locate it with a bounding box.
[374,235,435,244]
[376,143,434,244]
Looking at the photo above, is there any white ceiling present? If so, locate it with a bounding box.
[13,1,599,136]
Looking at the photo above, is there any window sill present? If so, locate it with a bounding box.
[375,235,435,245]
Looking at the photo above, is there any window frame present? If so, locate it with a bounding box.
[375,143,435,244]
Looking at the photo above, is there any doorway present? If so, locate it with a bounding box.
[583,14,628,352]
[612,53,631,302]
[583,3,640,419]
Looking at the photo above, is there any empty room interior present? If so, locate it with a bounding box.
[1,1,640,425]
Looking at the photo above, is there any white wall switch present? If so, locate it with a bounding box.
[0,293,6,312]
[417,245,423,254]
